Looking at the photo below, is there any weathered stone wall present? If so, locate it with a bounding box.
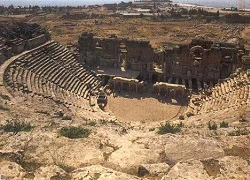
[11,41,25,54]
[163,40,239,81]
[0,53,6,65]
[26,34,48,50]
[96,37,120,60]
[126,40,154,71]
[81,34,154,70]
[78,33,243,88]
[78,32,95,53]
[0,22,50,64]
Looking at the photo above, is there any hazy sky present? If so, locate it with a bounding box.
[0,0,249,8]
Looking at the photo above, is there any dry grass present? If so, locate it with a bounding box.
[38,17,247,47]
[0,11,247,48]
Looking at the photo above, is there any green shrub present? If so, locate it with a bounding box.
[62,116,72,120]
[228,128,249,136]
[157,122,182,135]
[149,128,155,132]
[2,119,32,133]
[208,122,217,130]
[57,163,74,173]
[220,121,229,128]
[88,121,96,126]
[59,127,90,139]
[0,94,10,101]
[0,105,9,111]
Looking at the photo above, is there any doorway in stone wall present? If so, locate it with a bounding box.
[152,74,158,83]
[192,78,198,92]
[220,63,230,79]
[123,83,129,91]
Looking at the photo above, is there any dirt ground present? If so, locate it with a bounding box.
[105,92,185,123]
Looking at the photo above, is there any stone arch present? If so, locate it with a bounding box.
[190,45,204,56]
[116,82,122,91]
[190,46,204,67]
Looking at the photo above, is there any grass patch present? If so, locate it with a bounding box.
[57,163,75,173]
[220,121,229,128]
[0,94,10,101]
[208,122,217,130]
[228,128,250,136]
[157,122,183,135]
[0,105,9,111]
[2,119,33,134]
[149,128,155,132]
[59,126,91,139]
[88,121,96,126]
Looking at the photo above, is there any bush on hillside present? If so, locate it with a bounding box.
[59,126,90,139]
[157,122,182,135]
[220,121,229,128]
[2,119,32,134]
[208,122,217,130]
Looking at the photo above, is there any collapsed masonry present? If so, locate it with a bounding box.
[78,32,246,96]
[0,22,50,65]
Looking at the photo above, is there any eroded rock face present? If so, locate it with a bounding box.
[138,163,170,177]
[220,135,250,158]
[164,135,224,163]
[2,131,105,168]
[71,165,141,180]
[0,160,26,179]
[34,165,67,180]
[107,144,161,174]
[161,156,250,180]
[216,156,250,179]
[161,160,211,180]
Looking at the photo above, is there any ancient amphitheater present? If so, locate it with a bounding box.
[1,22,250,179]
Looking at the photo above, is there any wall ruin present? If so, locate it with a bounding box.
[0,22,50,65]
[78,32,245,91]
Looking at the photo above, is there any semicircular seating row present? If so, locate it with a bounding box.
[3,41,102,110]
[187,70,250,115]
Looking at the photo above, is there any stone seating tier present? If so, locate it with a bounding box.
[187,69,250,115]
[3,41,102,111]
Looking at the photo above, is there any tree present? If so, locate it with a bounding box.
[180,8,188,15]
[216,10,220,17]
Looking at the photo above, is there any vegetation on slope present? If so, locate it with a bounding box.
[59,126,91,139]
